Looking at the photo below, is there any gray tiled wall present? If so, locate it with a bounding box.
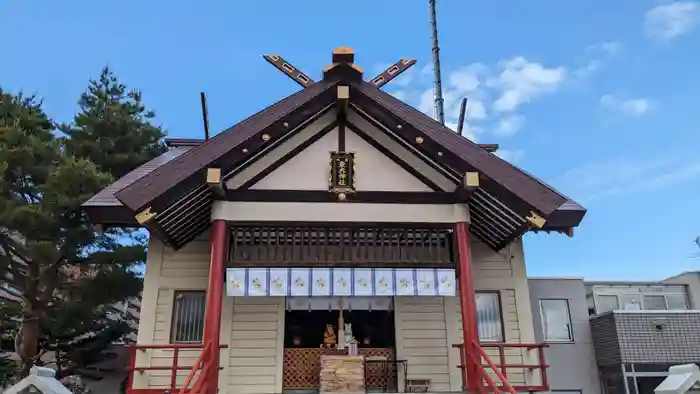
[589,313,622,366]
[590,311,700,365]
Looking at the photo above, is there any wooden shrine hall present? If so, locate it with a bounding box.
[83,47,586,394]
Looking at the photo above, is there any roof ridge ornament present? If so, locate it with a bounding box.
[263,47,416,89]
[262,54,316,88]
[369,58,417,89]
[323,46,364,83]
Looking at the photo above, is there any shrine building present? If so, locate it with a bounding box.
[83,47,587,394]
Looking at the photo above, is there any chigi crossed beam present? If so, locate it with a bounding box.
[262,54,316,87]
[262,53,416,89]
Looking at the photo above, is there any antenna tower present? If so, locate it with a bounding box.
[428,0,445,125]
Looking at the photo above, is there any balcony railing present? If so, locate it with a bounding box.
[453,342,549,393]
[125,343,227,394]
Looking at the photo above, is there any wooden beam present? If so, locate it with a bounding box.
[161,138,500,154]
[238,121,339,189]
[454,172,479,200]
[525,211,546,228]
[346,121,443,191]
[262,54,315,88]
[219,189,462,204]
[369,58,417,89]
[479,144,499,153]
[207,167,227,196]
[464,172,479,188]
[135,206,157,225]
[337,85,350,114]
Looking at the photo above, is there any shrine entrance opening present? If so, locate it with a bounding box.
[226,225,458,394]
[282,297,398,393]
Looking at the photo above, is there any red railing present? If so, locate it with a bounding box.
[454,341,549,393]
[125,343,228,394]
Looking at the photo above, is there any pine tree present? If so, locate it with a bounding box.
[1,67,166,379]
[61,67,167,179]
[43,67,167,377]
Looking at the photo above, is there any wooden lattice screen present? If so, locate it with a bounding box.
[229,225,455,267]
[283,348,396,390]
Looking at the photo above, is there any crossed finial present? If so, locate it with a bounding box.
[262,47,416,89]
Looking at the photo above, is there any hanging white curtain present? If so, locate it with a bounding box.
[226,267,456,297]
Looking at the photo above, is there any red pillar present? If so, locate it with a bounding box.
[455,221,481,392]
[202,219,227,394]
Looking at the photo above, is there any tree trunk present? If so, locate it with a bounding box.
[17,309,40,378]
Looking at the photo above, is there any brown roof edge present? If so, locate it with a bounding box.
[83,205,138,226]
[543,199,587,229]
[351,81,569,215]
[479,143,499,153]
[82,145,196,210]
[165,138,205,147]
[114,81,336,212]
[167,138,500,152]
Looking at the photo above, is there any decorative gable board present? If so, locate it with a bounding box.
[225,110,337,190]
[226,109,455,192]
[250,128,440,192]
[345,109,455,191]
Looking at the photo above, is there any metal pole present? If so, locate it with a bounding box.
[201,92,210,140]
[457,98,468,135]
[429,0,445,125]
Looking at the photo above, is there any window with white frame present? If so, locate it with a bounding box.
[666,294,689,310]
[593,290,689,313]
[171,291,206,343]
[642,295,666,310]
[476,292,503,342]
[596,295,619,313]
[540,299,573,342]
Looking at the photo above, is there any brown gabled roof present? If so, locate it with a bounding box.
[82,145,196,225]
[351,80,567,216]
[346,80,585,248]
[114,80,336,213]
[83,48,586,250]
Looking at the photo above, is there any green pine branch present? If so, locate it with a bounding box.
[0,65,166,379]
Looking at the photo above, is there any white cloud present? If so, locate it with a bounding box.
[390,90,409,102]
[562,153,700,201]
[574,40,622,79]
[586,41,623,56]
[495,149,525,164]
[445,121,478,142]
[493,115,525,136]
[600,94,653,116]
[390,56,566,144]
[573,60,601,78]
[488,57,566,112]
[644,1,699,41]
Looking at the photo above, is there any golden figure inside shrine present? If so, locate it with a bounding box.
[322,324,337,348]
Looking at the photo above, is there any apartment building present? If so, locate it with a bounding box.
[528,271,700,394]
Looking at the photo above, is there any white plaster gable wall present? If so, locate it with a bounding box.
[225,110,337,190]
[250,128,434,192]
[345,109,456,191]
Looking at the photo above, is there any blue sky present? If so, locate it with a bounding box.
[2,1,699,280]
